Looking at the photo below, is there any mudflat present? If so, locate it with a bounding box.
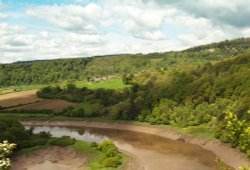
[11,147,87,170]
[21,120,250,169]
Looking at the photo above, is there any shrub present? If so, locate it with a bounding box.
[97,140,122,168]
[90,142,97,147]
[101,155,122,167]
[49,136,75,146]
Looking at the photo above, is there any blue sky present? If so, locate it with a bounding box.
[1,0,250,63]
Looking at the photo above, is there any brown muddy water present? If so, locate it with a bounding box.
[27,125,221,170]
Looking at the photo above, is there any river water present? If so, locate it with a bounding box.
[27,125,220,170]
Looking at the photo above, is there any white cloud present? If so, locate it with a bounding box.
[0,13,7,19]
[134,30,166,41]
[242,28,250,37]
[1,0,250,63]
[151,0,250,27]
[26,3,106,33]
[166,15,236,46]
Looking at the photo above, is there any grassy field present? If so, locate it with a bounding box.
[61,78,130,90]
[0,84,46,95]
[0,113,53,119]
[0,78,129,96]
[73,141,128,170]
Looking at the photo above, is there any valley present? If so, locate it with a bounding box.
[0,38,249,170]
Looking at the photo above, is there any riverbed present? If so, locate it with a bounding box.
[26,125,218,170]
[21,120,250,170]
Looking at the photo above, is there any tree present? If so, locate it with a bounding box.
[122,74,134,84]
[0,141,16,170]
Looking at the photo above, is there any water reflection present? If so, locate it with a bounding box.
[26,126,108,143]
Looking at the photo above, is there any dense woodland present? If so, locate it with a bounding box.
[1,38,250,158]
[1,38,250,86]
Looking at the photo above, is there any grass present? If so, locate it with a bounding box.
[85,78,130,89]
[72,141,128,170]
[0,78,129,96]
[17,145,49,155]
[0,113,53,119]
[162,124,215,140]
[0,84,46,95]
[61,78,130,90]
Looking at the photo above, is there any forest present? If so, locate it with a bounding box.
[1,38,250,86]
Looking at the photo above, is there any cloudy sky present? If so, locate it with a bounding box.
[1,0,250,63]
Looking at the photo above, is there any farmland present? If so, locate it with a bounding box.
[6,100,78,113]
[0,90,78,112]
[0,90,41,107]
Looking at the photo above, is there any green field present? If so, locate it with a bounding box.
[0,78,129,95]
[0,84,46,95]
[61,78,130,90]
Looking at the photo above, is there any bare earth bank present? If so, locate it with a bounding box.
[11,147,87,170]
[20,120,250,169]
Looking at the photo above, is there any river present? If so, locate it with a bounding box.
[26,125,221,170]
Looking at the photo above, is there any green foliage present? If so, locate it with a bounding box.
[90,142,98,147]
[215,157,233,170]
[49,136,75,146]
[73,140,125,170]
[240,165,250,170]
[0,119,74,149]
[214,112,250,154]
[122,74,134,84]
[100,155,122,168]
[1,38,250,87]
[97,140,122,168]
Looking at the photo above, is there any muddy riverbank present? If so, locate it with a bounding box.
[21,120,250,169]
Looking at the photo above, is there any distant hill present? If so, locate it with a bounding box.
[0,37,250,87]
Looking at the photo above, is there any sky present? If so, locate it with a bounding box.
[0,0,250,63]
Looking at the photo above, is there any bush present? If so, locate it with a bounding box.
[97,140,122,168]
[101,155,122,167]
[21,138,48,148]
[49,136,75,146]
[90,142,97,147]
